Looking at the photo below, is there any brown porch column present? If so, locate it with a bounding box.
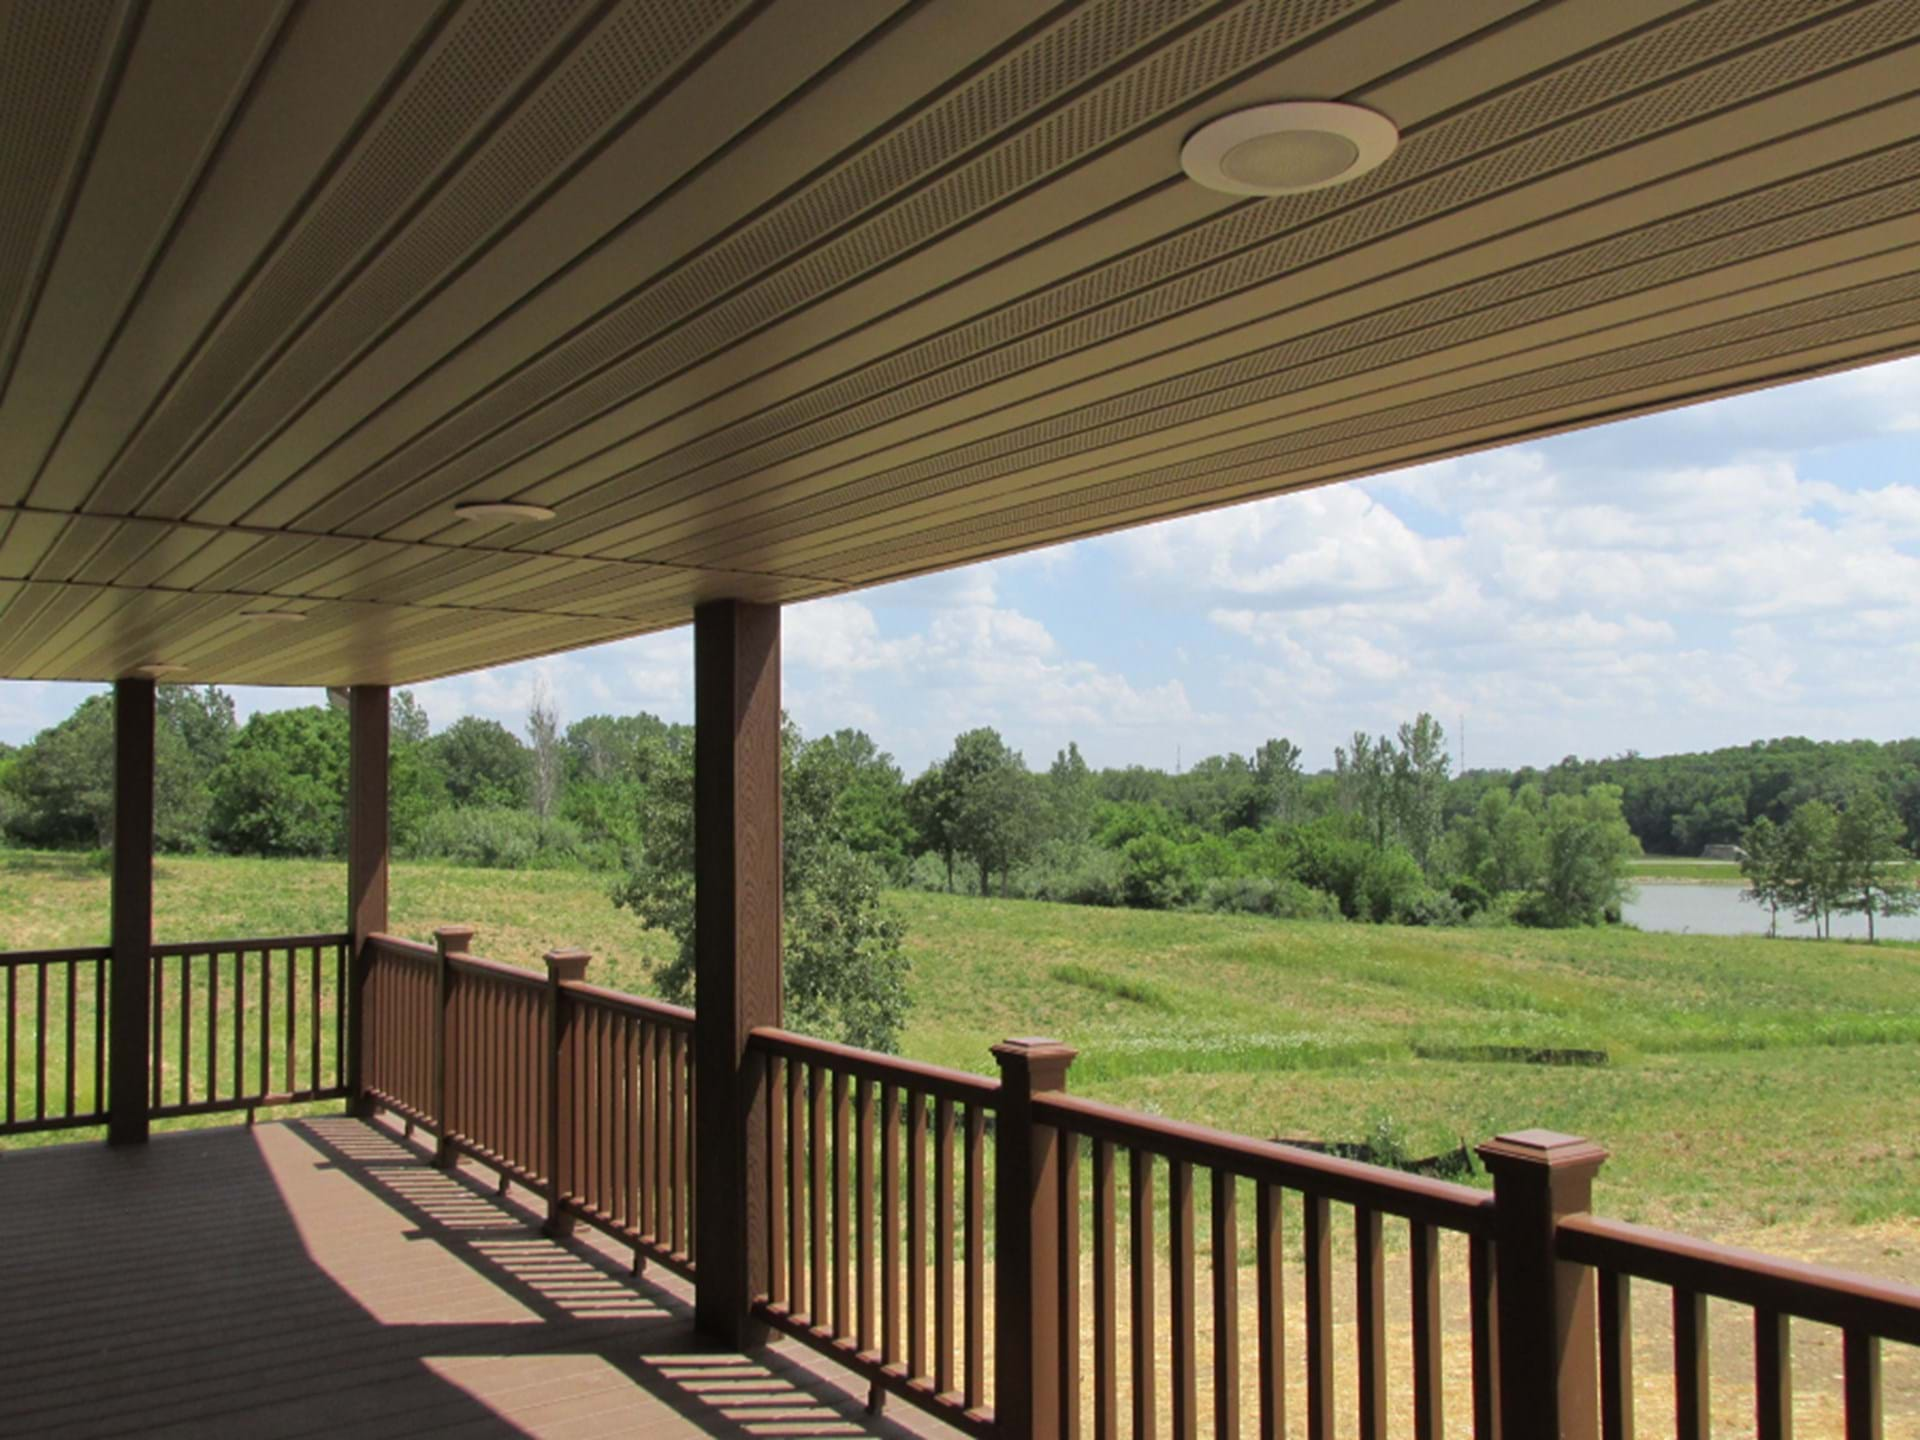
[345,685,389,1115]
[108,677,155,1146]
[692,599,782,1347]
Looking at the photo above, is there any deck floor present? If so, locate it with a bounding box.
[0,1115,961,1440]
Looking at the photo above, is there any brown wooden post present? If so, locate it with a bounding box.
[1477,1129,1608,1440]
[432,925,472,1167]
[692,598,783,1348]
[108,677,156,1146]
[345,685,389,1116]
[993,1037,1077,1440]
[543,947,591,1238]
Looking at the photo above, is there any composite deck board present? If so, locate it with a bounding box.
[0,1116,963,1440]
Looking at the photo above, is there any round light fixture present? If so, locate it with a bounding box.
[127,663,186,679]
[240,608,309,623]
[453,500,557,523]
[1180,102,1398,196]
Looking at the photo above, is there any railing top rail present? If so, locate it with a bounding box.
[1035,1091,1496,1235]
[566,979,695,1028]
[749,1026,1001,1105]
[1558,1213,1920,1345]
[446,951,546,991]
[367,933,439,963]
[0,944,112,967]
[150,932,349,958]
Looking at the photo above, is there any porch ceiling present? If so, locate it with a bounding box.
[2,0,1918,685]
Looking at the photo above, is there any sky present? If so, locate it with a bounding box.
[4,355,1918,776]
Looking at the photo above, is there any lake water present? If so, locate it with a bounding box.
[1623,882,1920,940]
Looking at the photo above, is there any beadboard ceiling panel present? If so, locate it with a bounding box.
[1,0,1917,683]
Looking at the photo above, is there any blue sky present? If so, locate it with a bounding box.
[4,355,1917,776]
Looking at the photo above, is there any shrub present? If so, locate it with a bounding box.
[1119,833,1192,909]
[1198,874,1343,922]
[409,807,592,870]
[1014,842,1124,906]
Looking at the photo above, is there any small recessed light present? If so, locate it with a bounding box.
[241,609,309,623]
[128,663,186,679]
[1181,102,1398,196]
[454,500,557,523]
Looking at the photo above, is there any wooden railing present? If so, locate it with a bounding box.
[1034,1090,1499,1440]
[1,945,108,1135]
[1,933,348,1135]
[748,1026,1003,1435]
[149,934,349,1119]
[359,928,696,1277]
[1559,1213,1920,1438]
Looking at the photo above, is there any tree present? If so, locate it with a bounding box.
[208,706,350,856]
[390,690,431,745]
[1738,815,1787,937]
[1391,713,1450,872]
[943,728,1041,896]
[1517,784,1639,928]
[1047,742,1097,843]
[526,683,562,820]
[4,690,208,850]
[1779,800,1845,938]
[1252,737,1304,827]
[906,763,960,891]
[1335,731,1393,850]
[1833,792,1916,942]
[431,717,531,809]
[613,721,910,1051]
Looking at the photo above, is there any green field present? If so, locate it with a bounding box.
[1626,857,1746,882]
[5,848,1919,1252]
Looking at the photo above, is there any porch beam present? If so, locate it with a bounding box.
[692,598,782,1347]
[107,677,155,1146]
[345,685,389,1113]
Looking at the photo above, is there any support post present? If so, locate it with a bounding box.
[993,1037,1077,1440]
[692,599,783,1347]
[1477,1129,1608,1440]
[432,925,473,1167]
[345,685,389,1116]
[544,947,591,1238]
[108,677,155,1146]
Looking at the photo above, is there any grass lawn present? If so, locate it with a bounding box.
[6,849,1919,1244]
[1626,857,1746,882]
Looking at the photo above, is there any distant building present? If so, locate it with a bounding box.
[1702,844,1747,862]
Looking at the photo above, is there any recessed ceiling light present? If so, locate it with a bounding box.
[127,663,186,679]
[453,500,557,523]
[241,609,309,623]
[1180,102,1398,196]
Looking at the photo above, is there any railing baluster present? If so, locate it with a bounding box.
[833,1067,850,1339]
[964,1100,985,1412]
[1674,1287,1708,1440]
[308,943,320,1098]
[908,1087,928,1381]
[94,956,106,1120]
[1469,1235,1498,1440]
[1844,1329,1881,1440]
[1601,1270,1634,1440]
[178,953,190,1107]
[935,1095,955,1396]
[1305,1193,1333,1440]
[624,1018,637,1237]
[1411,1222,1443,1440]
[1357,1204,1386,1440]
[857,1075,875,1353]
[882,1081,901,1367]
[1170,1158,1197,1440]
[333,941,345,1091]
[1094,1140,1118,1440]
[36,962,49,1121]
[1754,1307,1787,1440]
[6,964,16,1125]
[150,952,162,1110]
[1062,1130,1083,1439]
[811,1060,830,1328]
[671,1029,687,1256]
[232,949,245,1104]
[789,1058,806,1314]
[66,954,78,1117]
[766,1053,785,1305]
[258,949,270,1100]
[1212,1169,1240,1440]
[282,945,294,1095]
[1130,1147,1157,1440]
[1256,1181,1285,1440]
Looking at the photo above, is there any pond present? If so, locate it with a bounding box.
[1623,881,1920,940]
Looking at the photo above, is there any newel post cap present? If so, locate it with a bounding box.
[434,924,477,957]
[543,948,592,984]
[1476,1128,1609,1175]
[991,1036,1077,1090]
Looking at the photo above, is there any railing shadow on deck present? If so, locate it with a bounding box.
[0,1112,961,1440]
